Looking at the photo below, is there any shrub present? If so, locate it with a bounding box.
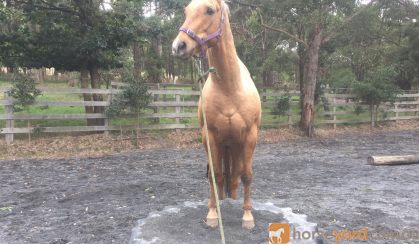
[106,74,152,117]
[8,74,42,112]
[271,95,290,117]
[352,66,401,127]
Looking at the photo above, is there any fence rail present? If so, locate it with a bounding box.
[1,84,418,143]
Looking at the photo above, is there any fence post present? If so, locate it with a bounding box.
[288,96,292,129]
[162,83,168,112]
[395,103,399,123]
[416,96,419,116]
[333,97,337,130]
[153,83,160,124]
[5,92,14,144]
[176,94,181,124]
[104,89,111,136]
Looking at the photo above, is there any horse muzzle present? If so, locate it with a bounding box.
[172,37,197,59]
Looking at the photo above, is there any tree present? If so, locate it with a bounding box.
[8,74,42,112]
[240,0,414,136]
[112,0,146,80]
[106,73,151,145]
[352,66,401,127]
[1,0,135,126]
[8,74,42,143]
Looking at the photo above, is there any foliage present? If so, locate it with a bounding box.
[398,21,419,89]
[352,66,402,127]
[354,105,365,116]
[352,66,401,107]
[0,1,136,71]
[271,95,290,117]
[106,74,152,117]
[324,63,357,90]
[1,0,419,133]
[8,75,42,112]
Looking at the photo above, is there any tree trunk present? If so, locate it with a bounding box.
[151,33,163,83]
[156,33,163,57]
[90,64,104,126]
[261,29,269,87]
[267,70,279,87]
[7,67,15,73]
[41,67,46,84]
[297,43,306,127]
[80,63,95,126]
[300,24,322,137]
[167,56,175,82]
[133,42,142,79]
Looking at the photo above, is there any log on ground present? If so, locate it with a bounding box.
[368,155,419,166]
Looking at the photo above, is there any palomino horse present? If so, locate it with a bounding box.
[172,0,261,229]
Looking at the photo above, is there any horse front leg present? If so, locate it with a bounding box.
[241,127,257,229]
[203,129,223,228]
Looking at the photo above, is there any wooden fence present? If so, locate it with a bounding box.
[1,83,418,143]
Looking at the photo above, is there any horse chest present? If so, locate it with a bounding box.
[201,80,260,144]
[206,99,251,143]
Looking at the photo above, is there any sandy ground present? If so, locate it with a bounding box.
[0,130,418,244]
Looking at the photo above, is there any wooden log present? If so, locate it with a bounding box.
[368,155,419,166]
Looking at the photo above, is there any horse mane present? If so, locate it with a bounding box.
[208,0,230,16]
[221,1,230,16]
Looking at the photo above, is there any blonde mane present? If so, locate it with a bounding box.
[222,1,230,16]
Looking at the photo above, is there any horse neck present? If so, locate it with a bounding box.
[207,15,241,92]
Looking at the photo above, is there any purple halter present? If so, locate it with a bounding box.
[179,5,225,58]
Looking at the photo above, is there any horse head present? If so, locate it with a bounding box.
[172,0,226,59]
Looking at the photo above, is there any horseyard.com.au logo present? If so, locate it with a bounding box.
[269,223,290,244]
[269,223,419,244]
[269,223,368,244]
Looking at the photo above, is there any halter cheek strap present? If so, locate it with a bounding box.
[179,6,225,58]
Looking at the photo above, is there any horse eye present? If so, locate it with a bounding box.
[206,7,215,16]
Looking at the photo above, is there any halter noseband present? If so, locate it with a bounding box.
[179,6,225,58]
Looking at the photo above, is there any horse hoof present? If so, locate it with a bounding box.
[206,218,218,228]
[242,220,255,229]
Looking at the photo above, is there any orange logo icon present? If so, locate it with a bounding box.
[269,223,290,244]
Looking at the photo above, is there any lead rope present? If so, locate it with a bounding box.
[195,59,226,244]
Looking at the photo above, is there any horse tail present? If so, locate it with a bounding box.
[223,146,232,198]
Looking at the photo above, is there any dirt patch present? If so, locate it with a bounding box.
[314,120,419,138]
[1,120,418,161]
[0,130,200,161]
[0,130,418,243]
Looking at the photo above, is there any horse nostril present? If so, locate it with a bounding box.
[178,41,187,51]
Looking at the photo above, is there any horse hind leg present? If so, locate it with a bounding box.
[229,146,243,200]
[223,146,232,198]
